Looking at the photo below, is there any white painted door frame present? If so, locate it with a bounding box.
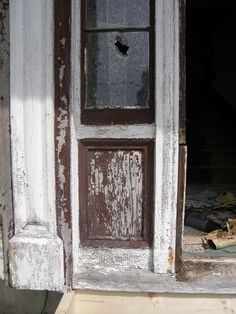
[4,0,180,291]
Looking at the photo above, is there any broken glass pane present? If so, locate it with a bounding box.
[85,32,149,108]
[86,0,149,29]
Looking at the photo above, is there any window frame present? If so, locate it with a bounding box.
[70,0,180,285]
[80,0,155,125]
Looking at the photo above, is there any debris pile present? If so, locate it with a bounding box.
[185,192,236,250]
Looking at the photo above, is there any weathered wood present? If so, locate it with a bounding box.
[54,0,73,290]
[72,264,236,294]
[56,290,236,314]
[71,0,180,277]
[0,0,13,283]
[70,0,155,274]
[153,0,180,273]
[79,140,153,248]
[175,145,187,272]
[8,0,64,291]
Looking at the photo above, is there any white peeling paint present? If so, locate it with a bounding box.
[10,0,56,233]
[77,247,151,270]
[71,0,180,286]
[88,151,143,239]
[60,37,66,46]
[9,225,64,291]
[153,0,179,273]
[56,107,69,192]
[9,0,64,291]
[59,64,66,87]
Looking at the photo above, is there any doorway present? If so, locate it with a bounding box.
[184,0,236,255]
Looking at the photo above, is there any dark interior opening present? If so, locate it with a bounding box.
[184,0,236,255]
[186,0,236,185]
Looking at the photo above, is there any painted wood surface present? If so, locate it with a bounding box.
[71,0,180,280]
[153,0,179,273]
[0,0,12,282]
[79,140,153,248]
[56,291,236,314]
[87,149,143,240]
[8,0,64,291]
[54,0,73,290]
[71,0,155,274]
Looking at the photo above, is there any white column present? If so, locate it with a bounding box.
[9,0,64,291]
[153,0,180,273]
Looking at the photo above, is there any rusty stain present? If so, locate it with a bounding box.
[168,247,174,270]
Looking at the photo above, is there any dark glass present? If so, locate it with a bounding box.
[85,32,149,108]
[86,0,149,29]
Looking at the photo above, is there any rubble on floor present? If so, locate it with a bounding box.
[203,218,236,249]
[185,188,236,250]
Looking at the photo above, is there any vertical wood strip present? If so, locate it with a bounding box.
[54,0,72,289]
[179,0,186,145]
[175,0,186,273]
[154,0,180,273]
[0,0,14,283]
[175,145,187,272]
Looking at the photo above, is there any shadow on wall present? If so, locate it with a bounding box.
[0,280,62,314]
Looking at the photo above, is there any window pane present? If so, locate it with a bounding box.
[86,0,150,29]
[85,32,149,108]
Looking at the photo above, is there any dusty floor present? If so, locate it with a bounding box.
[184,183,236,256]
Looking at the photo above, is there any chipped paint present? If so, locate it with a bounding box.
[153,0,179,273]
[77,247,151,270]
[54,0,72,289]
[88,150,143,240]
[9,226,64,290]
[71,0,179,284]
[60,37,66,46]
[59,65,66,87]
[0,0,13,283]
[8,0,64,291]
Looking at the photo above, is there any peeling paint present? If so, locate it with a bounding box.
[8,0,65,291]
[59,64,66,87]
[9,227,64,291]
[54,0,72,289]
[0,0,12,283]
[88,150,143,240]
[60,37,66,46]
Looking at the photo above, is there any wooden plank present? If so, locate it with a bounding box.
[56,290,236,314]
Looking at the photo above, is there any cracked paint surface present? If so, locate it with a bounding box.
[88,150,143,240]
